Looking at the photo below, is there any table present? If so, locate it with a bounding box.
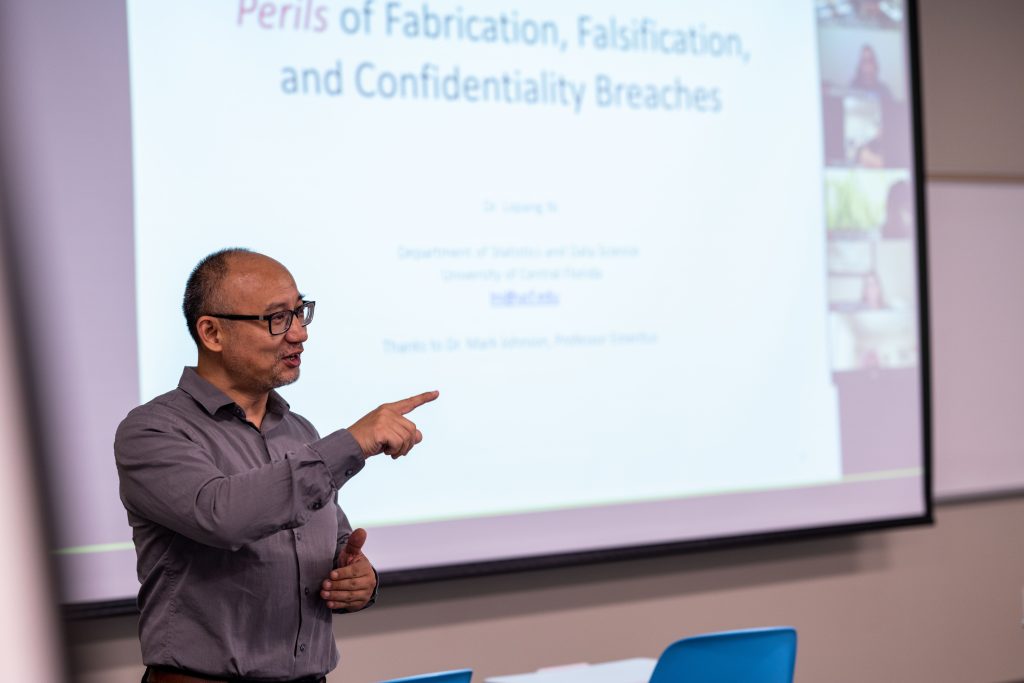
[485,657,657,683]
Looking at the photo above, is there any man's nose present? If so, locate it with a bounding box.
[285,317,309,343]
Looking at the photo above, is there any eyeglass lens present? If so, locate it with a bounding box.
[269,302,314,335]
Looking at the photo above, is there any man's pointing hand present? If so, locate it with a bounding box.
[347,390,439,458]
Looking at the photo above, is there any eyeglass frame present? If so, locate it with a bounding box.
[205,301,316,336]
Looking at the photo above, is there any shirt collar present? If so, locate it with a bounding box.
[178,367,291,418]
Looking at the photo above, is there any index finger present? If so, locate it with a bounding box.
[390,390,440,415]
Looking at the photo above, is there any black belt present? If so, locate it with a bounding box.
[144,665,326,683]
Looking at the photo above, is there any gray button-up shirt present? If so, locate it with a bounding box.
[114,367,367,680]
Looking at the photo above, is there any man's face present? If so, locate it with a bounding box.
[215,255,309,395]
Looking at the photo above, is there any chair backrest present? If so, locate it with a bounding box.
[378,668,473,683]
[648,627,797,683]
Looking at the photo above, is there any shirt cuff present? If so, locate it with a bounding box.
[308,429,366,490]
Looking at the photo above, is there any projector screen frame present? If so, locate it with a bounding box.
[40,0,933,620]
[64,505,934,620]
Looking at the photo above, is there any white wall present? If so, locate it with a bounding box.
[919,0,1024,178]
[67,496,1024,683]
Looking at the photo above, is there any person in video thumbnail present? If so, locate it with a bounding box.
[847,43,913,168]
[881,179,914,239]
[850,43,910,169]
[850,44,893,101]
[852,0,903,28]
[861,270,887,309]
[114,248,439,683]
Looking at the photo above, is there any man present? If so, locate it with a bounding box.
[115,248,438,683]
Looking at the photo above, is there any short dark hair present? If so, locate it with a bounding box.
[182,247,252,345]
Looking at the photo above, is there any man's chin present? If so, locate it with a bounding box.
[272,368,301,389]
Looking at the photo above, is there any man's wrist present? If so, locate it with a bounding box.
[309,429,366,488]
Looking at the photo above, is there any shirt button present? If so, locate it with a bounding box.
[312,501,322,510]
[299,644,306,653]
[304,587,310,596]
[344,469,354,477]
[295,532,302,541]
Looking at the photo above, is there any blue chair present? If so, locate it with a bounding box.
[648,627,797,683]
[378,669,473,683]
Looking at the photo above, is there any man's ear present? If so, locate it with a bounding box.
[196,317,224,353]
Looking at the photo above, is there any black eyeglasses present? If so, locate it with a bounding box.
[206,301,315,336]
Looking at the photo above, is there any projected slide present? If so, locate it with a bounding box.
[35,0,926,607]
[129,0,840,526]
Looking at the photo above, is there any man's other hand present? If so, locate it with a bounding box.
[347,390,439,458]
[321,528,377,611]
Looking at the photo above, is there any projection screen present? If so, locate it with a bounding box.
[3,0,929,612]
